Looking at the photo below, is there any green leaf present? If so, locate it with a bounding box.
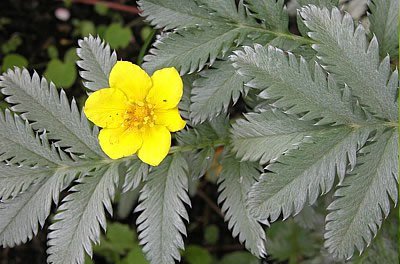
[219,251,259,264]
[267,220,318,262]
[137,0,214,30]
[244,0,289,32]
[64,48,79,64]
[47,45,59,59]
[44,59,77,89]
[368,0,399,58]
[0,169,76,247]
[324,129,398,260]
[77,35,117,91]
[1,35,23,54]
[231,45,365,126]
[121,248,149,264]
[136,153,190,264]
[74,20,96,37]
[1,54,28,72]
[204,225,219,245]
[47,162,121,264]
[104,23,133,50]
[218,157,266,257]
[248,126,370,222]
[300,6,398,121]
[94,3,108,15]
[104,223,136,253]
[231,109,320,164]
[190,61,247,124]
[0,68,103,158]
[183,245,213,264]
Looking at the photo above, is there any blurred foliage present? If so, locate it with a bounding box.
[1,53,28,71]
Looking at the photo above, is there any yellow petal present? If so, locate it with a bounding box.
[84,88,128,128]
[137,125,171,166]
[98,127,142,159]
[146,67,183,110]
[109,61,152,102]
[154,108,186,132]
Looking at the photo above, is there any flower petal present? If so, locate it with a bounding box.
[109,61,152,102]
[146,67,183,110]
[84,88,128,128]
[98,127,142,159]
[154,108,186,132]
[137,125,171,166]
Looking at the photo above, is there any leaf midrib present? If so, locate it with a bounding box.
[5,77,101,158]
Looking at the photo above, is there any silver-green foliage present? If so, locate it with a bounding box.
[218,157,266,257]
[230,4,398,261]
[176,115,230,179]
[368,0,399,58]
[141,0,262,75]
[190,61,247,124]
[300,6,398,121]
[135,153,190,264]
[0,170,74,247]
[244,0,288,32]
[47,163,121,264]
[0,38,142,264]
[231,109,320,164]
[231,45,365,125]
[77,35,117,91]
[324,129,398,259]
[0,68,103,158]
[0,0,398,263]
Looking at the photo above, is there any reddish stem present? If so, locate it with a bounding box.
[69,0,140,14]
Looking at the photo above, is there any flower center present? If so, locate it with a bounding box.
[123,102,156,130]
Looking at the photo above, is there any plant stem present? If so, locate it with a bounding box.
[68,0,140,14]
[168,139,229,154]
[137,28,156,65]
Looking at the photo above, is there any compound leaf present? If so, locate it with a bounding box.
[0,170,75,247]
[368,0,399,58]
[190,61,247,124]
[232,45,365,125]
[122,159,149,193]
[77,35,117,91]
[137,0,213,30]
[142,0,263,75]
[47,162,121,264]
[218,157,266,257]
[244,0,289,32]
[324,129,398,260]
[143,25,255,75]
[231,109,320,164]
[300,6,398,121]
[248,126,370,222]
[136,153,190,264]
[0,110,70,167]
[0,68,103,158]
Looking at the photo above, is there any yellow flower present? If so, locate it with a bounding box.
[84,61,186,166]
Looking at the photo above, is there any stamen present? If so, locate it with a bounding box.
[123,102,156,130]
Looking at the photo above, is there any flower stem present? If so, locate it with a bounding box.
[168,139,229,154]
